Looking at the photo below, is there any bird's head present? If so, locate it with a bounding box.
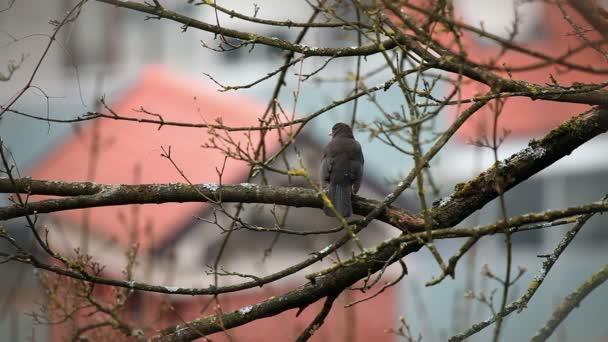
[329,122,354,138]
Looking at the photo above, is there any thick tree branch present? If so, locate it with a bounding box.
[432,106,608,227]
[0,180,422,229]
[152,242,424,341]
[1,107,607,232]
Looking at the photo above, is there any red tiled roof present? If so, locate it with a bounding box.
[400,2,605,140]
[29,65,283,250]
[452,3,606,140]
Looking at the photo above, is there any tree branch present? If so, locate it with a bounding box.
[432,106,608,227]
[94,0,397,57]
[1,107,607,232]
[567,0,608,40]
[295,293,339,342]
[381,4,608,106]
[530,263,608,342]
[152,242,423,341]
[0,106,604,340]
[0,180,422,229]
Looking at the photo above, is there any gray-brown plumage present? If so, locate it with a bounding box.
[320,123,364,217]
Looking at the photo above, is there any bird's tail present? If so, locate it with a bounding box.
[323,183,352,217]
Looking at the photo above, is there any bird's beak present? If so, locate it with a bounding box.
[327,130,332,136]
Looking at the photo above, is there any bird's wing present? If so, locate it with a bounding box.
[320,147,332,186]
[358,141,364,165]
[351,141,364,193]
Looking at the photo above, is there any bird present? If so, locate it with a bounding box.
[320,122,364,217]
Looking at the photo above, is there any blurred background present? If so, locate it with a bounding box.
[0,0,607,341]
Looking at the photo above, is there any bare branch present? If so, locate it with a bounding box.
[530,263,608,342]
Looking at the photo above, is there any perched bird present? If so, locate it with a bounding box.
[320,122,364,217]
